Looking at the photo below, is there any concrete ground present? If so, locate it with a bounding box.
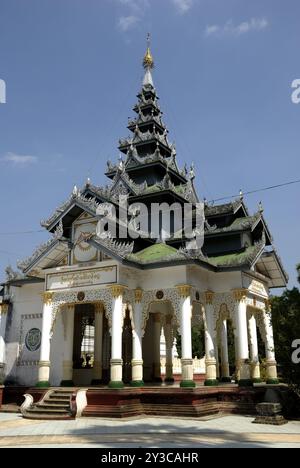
[0,412,300,448]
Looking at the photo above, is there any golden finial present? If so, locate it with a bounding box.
[143,33,154,69]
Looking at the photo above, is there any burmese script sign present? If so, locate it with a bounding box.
[46,266,117,291]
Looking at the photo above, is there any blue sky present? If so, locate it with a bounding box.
[0,0,299,289]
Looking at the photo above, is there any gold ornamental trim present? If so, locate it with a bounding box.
[204,290,214,305]
[176,285,191,298]
[110,285,125,299]
[134,288,143,303]
[0,304,9,315]
[232,289,248,303]
[43,292,54,305]
[94,303,104,314]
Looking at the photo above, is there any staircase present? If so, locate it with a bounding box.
[23,389,75,420]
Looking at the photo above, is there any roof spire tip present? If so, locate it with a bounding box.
[143,34,154,70]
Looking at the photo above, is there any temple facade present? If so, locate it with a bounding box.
[0,44,288,391]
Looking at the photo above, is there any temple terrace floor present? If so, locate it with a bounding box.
[0,413,300,448]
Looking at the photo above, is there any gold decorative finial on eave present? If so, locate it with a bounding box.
[143,33,154,69]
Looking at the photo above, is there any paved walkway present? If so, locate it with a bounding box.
[0,413,300,448]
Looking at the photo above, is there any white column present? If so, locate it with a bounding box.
[264,302,278,384]
[131,289,144,387]
[220,318,230,381]
[153,313,162,381]
[233,289,251,385]
[109,285,125,388]
[0,304,9,382]
[92,303,104,384]
[248,313,261,381]
[37,292,53,387]
[164,315,174,382]
[214,337,220,378]
[177,285,195,388]
[204,291,217,386]
[61,304,75,386]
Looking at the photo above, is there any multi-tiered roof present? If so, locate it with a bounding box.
[9,42,287,289]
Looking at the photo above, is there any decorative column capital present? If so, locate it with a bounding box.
[232,288,248,303]
[94,303,104,314]
[176,284,191,298]
[42,292,54,305]
[134,288,143,303]
[110,285,125,298]
[204,291,214,305]
[0,303,9,315]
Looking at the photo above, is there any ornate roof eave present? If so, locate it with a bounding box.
[256,247,289,287]
[203,212,261,237]
[41,188,115,232]
[127,117,165,134]
[108,171,142,198]
[234,199,249,217]
[89,236,216,271]
[124,252,216,271]
[207,234,266,271]
[17,231,70,275]
[251,213,273,245]
[248,236,267,269]
[271,247,289,283]
[119,138,173,155]
[205,199,249,218]
[129,185,197,204]
[105,160,187,185]
[88,236,134,261]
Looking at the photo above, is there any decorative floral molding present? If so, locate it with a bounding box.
[49,288,113,336]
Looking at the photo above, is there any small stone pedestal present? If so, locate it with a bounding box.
[253,402,287,425]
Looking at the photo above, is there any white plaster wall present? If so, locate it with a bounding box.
[5,282,44,386]
[121,264,243,294]
[187,266,242,293]
[119,265,188,290]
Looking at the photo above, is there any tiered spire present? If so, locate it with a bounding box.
[106,36,194,193]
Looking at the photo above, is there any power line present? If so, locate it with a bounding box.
[0,177,298,237]
[209,178,300,204]
[0,230,44,236]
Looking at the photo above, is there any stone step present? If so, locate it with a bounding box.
[27,406,69,414]
[43,398,70,405]
[37,402,70,409]
[23,412,72,421]
[48,396,70,402]
[22,390,74,421]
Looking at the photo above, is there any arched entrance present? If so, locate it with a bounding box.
[143,300,176,383]
[50,301,111,387]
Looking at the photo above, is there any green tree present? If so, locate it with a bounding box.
[176,323,205,358]
[271,266,300,396]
